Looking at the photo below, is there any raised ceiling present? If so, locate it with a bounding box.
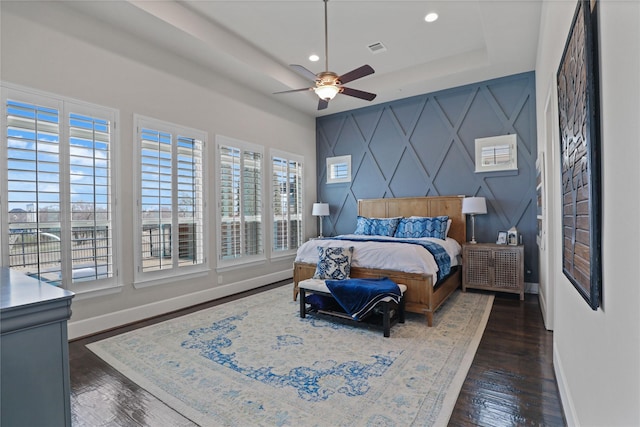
[65,0,542,117]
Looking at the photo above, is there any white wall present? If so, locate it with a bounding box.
[1,2,316,339]
[535,1,640,425]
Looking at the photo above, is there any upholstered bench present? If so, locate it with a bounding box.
[298,278,406,337]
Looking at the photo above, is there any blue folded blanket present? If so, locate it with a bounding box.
[325,277,401,321]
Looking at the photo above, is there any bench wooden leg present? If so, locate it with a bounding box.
[382,301,390,337]
[299,288,306,318]
[399,296,405,324]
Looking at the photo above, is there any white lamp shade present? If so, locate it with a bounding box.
[462,197,487,215]
[312,203,330,216]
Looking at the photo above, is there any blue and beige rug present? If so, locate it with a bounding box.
[87,285,493,426]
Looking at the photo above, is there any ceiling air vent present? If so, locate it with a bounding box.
[367,42,387,54]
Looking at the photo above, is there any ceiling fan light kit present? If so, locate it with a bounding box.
[273,0,377,110]
[315,84,340,101]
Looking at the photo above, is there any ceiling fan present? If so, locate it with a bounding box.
[274,0,377,110]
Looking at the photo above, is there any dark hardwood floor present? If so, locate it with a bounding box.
[69,282,566,426]
[450,292,565,427]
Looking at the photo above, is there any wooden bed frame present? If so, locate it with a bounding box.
[293,195,466,326]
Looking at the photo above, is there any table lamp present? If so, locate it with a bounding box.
[312,203,330,237]
[462,197,487,244]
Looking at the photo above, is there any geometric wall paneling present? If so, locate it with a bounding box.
[350,154,390,200]
[389,150,430,198]
[317,71,538,282]
[352,108,383,143]
[369,111,406,178]
[389,97,425,136]
[334,117,364,156]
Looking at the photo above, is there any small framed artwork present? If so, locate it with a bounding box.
[496,231,507,245]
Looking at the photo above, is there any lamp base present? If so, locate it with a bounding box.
[470,214,478,244]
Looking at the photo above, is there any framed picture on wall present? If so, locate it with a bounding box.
[556,0,601,310]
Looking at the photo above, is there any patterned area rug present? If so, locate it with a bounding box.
[87,285,493,426]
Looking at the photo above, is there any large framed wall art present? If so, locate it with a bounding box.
[556,0,601,310]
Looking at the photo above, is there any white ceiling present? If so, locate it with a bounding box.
[66,0,542,117]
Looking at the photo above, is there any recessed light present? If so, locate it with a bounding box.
[425,12,438,23]
[309,54,320,62]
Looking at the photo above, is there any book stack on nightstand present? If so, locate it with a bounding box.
[462,242,524,300]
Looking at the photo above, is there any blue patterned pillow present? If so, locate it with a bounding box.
[394,216,449,240]
[353,216,401,237]
[312,246,354,280]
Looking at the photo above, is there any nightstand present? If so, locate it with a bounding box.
[462,243,524,300]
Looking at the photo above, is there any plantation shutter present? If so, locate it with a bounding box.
[68,111,113,282]
[272,156,288,251]
[140,128,173,272]
[242,149,262,256]
[5,99,62,283]
[135,116,206,282]
[4,91,117,290]
[176,135,204,266]
[271,152,303,252]
[217,138,264,262]
[288,158,303,249]
[219,145,241,259]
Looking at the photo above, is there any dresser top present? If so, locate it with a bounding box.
[1,267,74,312]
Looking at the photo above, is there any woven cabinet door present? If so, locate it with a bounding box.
[464,246,491,287]
[493,249,522,290]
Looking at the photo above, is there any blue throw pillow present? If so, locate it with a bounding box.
[312,246,354,280]
[353,216,401,237]
[394,216,449,240]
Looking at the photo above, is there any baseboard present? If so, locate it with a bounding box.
[553,342,578,426]
[538,290,554,331]
[525,281,539,294]
[68,270,293,340]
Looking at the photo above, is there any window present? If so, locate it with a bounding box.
[474,134,518,172]
[135,115,206,283]
[326,155,351,183]
[1,85,117,292]
[271,150,304,253]
[216,135,263,265]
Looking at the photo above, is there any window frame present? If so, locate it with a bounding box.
[474,134,518,173]
[215,134,265,269]
[1,82,121,295]
[133,114,208,287]
[270,149,304,258]
[326,155,351,183]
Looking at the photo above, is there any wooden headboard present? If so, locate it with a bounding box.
[357,196,467,243]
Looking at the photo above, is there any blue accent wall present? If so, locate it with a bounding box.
[316,71,538,283]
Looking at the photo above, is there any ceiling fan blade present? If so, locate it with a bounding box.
[340,87,377,101]
[338,65,375,84]
[290,64,318,82]
[318,98,329,110]
[273,87,313,94]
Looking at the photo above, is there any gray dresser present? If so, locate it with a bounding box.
[1,268,74,427]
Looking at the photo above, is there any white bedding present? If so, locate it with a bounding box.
[295,234,461,282]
